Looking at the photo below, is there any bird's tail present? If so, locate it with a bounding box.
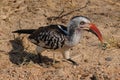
[12,29,36,34]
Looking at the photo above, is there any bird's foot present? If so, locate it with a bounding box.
[67,58,79,66]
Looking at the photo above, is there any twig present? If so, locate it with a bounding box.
[0,50,5,52]
[47,9,65,21]
[18,19,22,29]
[47,0,90,21]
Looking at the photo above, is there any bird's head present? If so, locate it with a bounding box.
[68,16,103,43]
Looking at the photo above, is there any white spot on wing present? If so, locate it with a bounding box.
[57,25,68,35]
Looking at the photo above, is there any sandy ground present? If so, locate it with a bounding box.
[0,0,120,80]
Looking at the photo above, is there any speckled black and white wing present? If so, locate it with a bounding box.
[28,25,67,50]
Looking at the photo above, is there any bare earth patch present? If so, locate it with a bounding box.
[0,0,120,80]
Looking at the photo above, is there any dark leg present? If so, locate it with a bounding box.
[67,58,78,65]
[63,50,78,65]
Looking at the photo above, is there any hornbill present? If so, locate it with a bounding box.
[13,16,103,65]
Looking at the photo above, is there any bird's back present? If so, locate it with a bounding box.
[28,25,67,50]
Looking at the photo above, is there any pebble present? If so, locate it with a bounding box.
[105,57,112,61]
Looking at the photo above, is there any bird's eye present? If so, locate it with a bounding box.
[80,21,85,25]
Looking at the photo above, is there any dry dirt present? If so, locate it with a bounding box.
[0,0,120,80]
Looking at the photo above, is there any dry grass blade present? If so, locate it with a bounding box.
[47,0,90,21]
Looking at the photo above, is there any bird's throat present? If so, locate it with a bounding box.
[66,29,82,46]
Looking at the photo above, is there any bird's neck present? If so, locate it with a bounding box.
[66,28,82,46]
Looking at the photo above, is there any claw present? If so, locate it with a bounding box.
[67,59,78,65]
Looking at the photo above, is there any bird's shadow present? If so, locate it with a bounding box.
[9,37,55,67]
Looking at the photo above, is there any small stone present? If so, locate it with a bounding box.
[105,57,112,61]
[84,59,88,63]
[73,65,77,69]
[90,74,98,80]
[117,43,120,48]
